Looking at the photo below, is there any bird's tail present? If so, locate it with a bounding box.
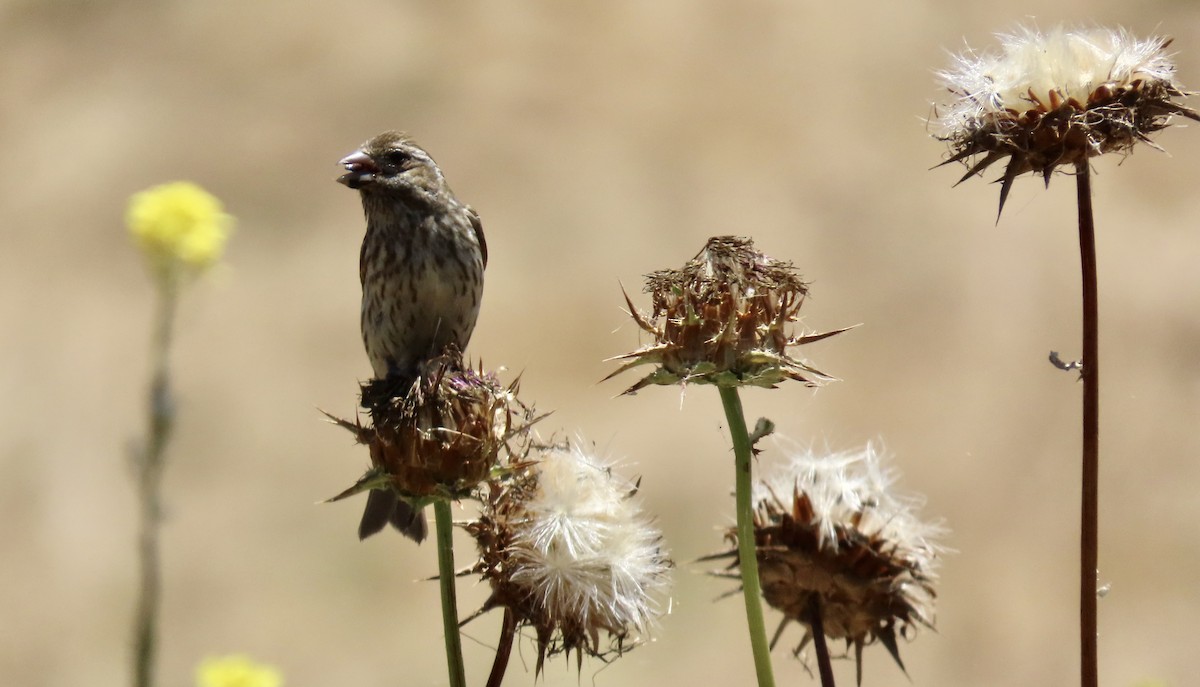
[358,489,428,543]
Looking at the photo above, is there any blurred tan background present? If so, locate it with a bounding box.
[4,1,1200,685]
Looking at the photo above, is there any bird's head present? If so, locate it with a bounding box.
[337,131,445,199]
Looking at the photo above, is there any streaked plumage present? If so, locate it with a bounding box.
[337,131,487,542]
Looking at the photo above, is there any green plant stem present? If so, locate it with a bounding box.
[433,499,467,687]
[718,386,776,687]
[807,595,836,687]
[133,284,178,687]
[1075,162,1099,687]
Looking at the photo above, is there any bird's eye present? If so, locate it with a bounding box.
[383,149,410,167]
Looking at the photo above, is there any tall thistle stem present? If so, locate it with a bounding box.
[1076,162,1099,687]
[132,282,178,687]
[719,386,776,687]
[433,499,467,687]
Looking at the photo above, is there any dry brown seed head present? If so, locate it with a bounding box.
[327,350,534,504]
[607,236,850,393]
[935,25,1199,216]
[706,444,942,676]
[465,443,671,675]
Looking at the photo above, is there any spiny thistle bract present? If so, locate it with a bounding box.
[606,236,850,394]
[326,350,534,506]
[934,24,1199,215]
[707,442,943,684]
[465,441,672,674]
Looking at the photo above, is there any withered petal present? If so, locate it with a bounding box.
[1161,100,1200,122]
[932,144,980,170]
[620,284,663,336]
[769,617,790,651]
[602,343,669,367]
[789,324,858,346]
[598,362,652,389]
[619,368,679,396]
[954,150,1008,186]
[319,408,373,444]
[996,153,1027,220]
[324,468,391,503]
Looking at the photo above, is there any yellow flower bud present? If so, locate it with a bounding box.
[194,655,283,687]
[127,181,233,282]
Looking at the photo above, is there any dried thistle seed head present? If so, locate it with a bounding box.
[606,236,849,394]
[934,24,1199,216]
[327,352,534,504]
[709,442,943,679]
[466,441,672,675]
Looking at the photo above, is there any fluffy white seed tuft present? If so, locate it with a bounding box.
[508,444,670,641]
[937,25,1179,138]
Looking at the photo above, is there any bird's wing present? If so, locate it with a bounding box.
[358,231,369,286]
[468,205,487,268]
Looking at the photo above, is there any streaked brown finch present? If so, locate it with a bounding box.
[337,131,487,542]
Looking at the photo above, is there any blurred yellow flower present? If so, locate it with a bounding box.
[195,654,283,687]
[127,181,233,281]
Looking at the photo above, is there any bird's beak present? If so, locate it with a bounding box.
[337,150,378,189]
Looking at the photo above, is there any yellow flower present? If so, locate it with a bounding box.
[127,181,233,281]
[195,655,283,687]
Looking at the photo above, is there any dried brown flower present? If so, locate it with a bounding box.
[325,351,534,507]
[465,442,671,675]
[606,236,850,394]
[934,25,1199,215]
[706,443,942,684]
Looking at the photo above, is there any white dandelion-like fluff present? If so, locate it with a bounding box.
[933,24,1198,213]
[711,439,945,678]
[467,441,672,673]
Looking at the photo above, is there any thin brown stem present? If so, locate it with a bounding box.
[485,607,517,687]
[1076,162,1099,687]
[807,596,836,687]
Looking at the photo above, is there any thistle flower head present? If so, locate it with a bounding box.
[326,351,534,505]
[127,181,233,285]
[606,236,849,394]
[709,441,943,681]
[466,441,672,674]
[194,655,283,687]
[934,24,1199,215]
